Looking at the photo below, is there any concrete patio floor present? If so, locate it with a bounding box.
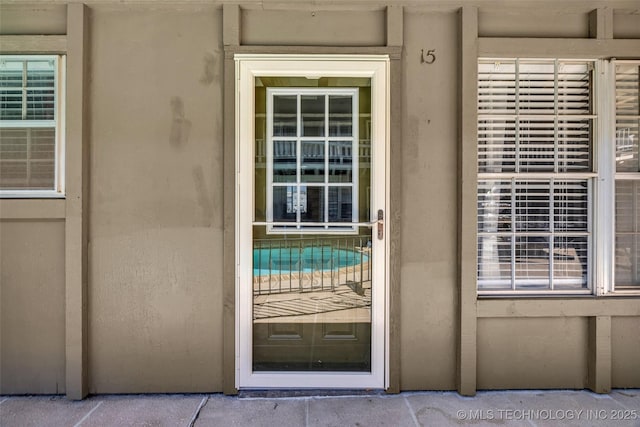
[1,389,639,427]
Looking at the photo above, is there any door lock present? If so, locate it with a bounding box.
[377,209,384,240]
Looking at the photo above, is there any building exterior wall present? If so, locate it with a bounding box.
[241,9,386,46]
[88,5,224,393]
[0,1,638,397]
[400,9,459,390]
[1,220,66,394]
[477,318,588,389]
[611,317,640,388]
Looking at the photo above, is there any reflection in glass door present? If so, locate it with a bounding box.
[236,56,388,389]
[266,88,360,233]
[254,82,372,372]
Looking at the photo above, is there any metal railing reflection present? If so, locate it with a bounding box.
[253,235,372,296]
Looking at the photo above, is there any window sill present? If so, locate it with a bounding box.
[606,290,640,296]
[0,191,65,199]
[478,292,594,299]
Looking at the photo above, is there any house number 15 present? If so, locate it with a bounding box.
[421,49,436,64]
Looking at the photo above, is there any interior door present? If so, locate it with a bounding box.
[236,56,388,389]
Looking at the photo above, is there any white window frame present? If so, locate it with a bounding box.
[0,55,65,198]
[477,57,598,296]
[599,59,640,295]
[235,54,389,389]
[478,57,640,297]
[266,87,360,234]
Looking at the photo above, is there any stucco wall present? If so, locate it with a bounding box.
[241,8,385,46]
[88,5,224,393]
[611,317,640,388]
[477,318,589,389]
[0,221,66,394]
[0,4,67,35]
[613,11,640,38]
[478,9,590,38]
[400,9,459,390]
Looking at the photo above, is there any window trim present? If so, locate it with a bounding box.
[0,54,65,198]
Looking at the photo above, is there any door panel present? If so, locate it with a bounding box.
[253,323,371,371]
[237,56,388,389]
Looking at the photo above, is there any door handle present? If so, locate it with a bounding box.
[377,209,384,240]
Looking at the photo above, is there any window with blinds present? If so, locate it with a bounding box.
[477,59,595,293]
[0,56,62,194]
[614,61,640,289]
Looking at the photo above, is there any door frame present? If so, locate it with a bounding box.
[235,54,390,389]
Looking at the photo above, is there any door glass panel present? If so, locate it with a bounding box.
[252,234,372,371]
[302,95,325,136]
[329,140,353,183]
[273,140,297,183]
[300,186,323,222]
[329,187,353,222]
[273,95,297,137]
[273,186,296,222]
[301,141,325,182]
[266,88,360,230]
[329,95,353,136]
[254,79,373,372]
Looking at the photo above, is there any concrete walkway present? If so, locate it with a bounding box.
[1,389,639,427]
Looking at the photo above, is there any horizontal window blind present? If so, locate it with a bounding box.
[477,59,594,293]
[478,179,589,290]
[0,128,55,189]
[0,58,55,121]
[614,62,640,288]
[479,60,593,174]
[0,56,58,192]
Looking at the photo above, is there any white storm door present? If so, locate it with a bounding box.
[236,55,389,389]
